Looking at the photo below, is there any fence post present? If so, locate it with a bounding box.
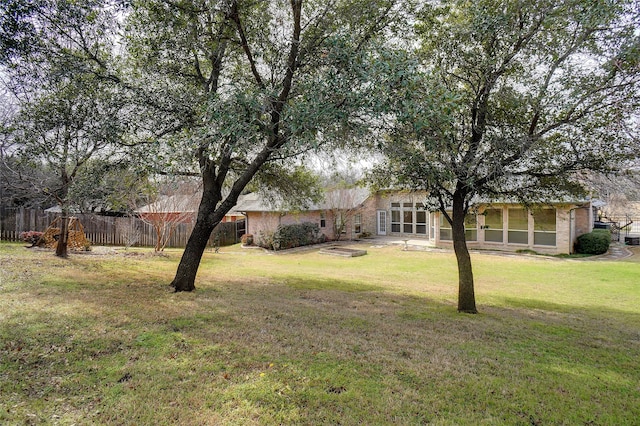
[17,206,24,235]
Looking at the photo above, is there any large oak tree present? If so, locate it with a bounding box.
[374,0,640,312]
[124,0,409,291]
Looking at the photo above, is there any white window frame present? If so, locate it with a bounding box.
[354,213,362,234]
[508,208,529,245]
[391,203,401,233]
[533,208,556,246]
[377,210,387,235]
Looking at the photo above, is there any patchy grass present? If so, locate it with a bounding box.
[1,241,639,425]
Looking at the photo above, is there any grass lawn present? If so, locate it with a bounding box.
[1,241,639,425]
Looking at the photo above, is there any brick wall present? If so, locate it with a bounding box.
[574,206,592,237]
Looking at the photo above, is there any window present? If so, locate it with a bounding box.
[340,213,347,234]
[484,208,503,242]
[440,212,452,240]
[390,201,430,235]
[377,210,386,234]
[320,212,326,228]
[508,209,528,244]
[354,213,362,234]
[465,213,477,241]
[439,212,476,241]
[534,209,556,246]
[416,208,427,235]
[403,203,413,233]
[391,206,401,233]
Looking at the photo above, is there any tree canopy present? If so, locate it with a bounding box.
[372,0,640,312]
[1,0,408,271]
[1,0,128,256]
[120,0,410,291]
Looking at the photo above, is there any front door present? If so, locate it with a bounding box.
[377,210,387,235]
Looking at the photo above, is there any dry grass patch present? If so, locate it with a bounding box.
[1,241,639,425]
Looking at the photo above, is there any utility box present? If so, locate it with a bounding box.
[594,221,611,230]
[624,236,639,246]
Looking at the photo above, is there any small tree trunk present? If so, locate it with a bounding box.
[153,223,164,252]
[451,192,477,314]
[161,224,178,252]
[55,215,69,258]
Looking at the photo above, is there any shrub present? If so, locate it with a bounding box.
[19,231,44,246]
[575,230,611,255]
[258,222,323,251]
[241,234,254,246]
[592,228,612,241]
[257,230,274,249]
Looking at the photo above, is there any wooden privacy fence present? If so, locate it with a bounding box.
[0,207,243,248]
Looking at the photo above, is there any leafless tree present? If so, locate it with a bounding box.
[136,180,201,252]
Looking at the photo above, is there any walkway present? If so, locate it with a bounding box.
[368,236,437,250]
[592,242,634,261]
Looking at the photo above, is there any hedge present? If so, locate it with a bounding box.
[258,222,326,251]
[575,229,611,255]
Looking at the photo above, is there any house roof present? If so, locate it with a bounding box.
[319,187,370,210]
[235,188,371,212]
[227,194,251,216]
[43,205,117,215]
[135,193,251,217]
[44,205,82,214]
[233,192,271,212]
[135,194,200,214]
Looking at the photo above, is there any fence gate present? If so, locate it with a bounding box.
[236,219,246,240]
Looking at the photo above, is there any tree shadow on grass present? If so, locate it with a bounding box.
[2,272,640,424]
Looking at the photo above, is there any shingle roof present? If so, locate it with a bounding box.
[135,193,251,216]
[235,188,371,212]
[135,194,199,214]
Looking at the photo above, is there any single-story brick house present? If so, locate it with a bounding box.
[235,189,371,242]
[235,189,602,254]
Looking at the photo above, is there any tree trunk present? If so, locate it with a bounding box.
[170,219,216,292]
[451,192,477,314]
[170,192,219,292]
[55,214,69,258]
[153,223,164,252]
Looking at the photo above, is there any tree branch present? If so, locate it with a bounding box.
[229,0,266,90]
